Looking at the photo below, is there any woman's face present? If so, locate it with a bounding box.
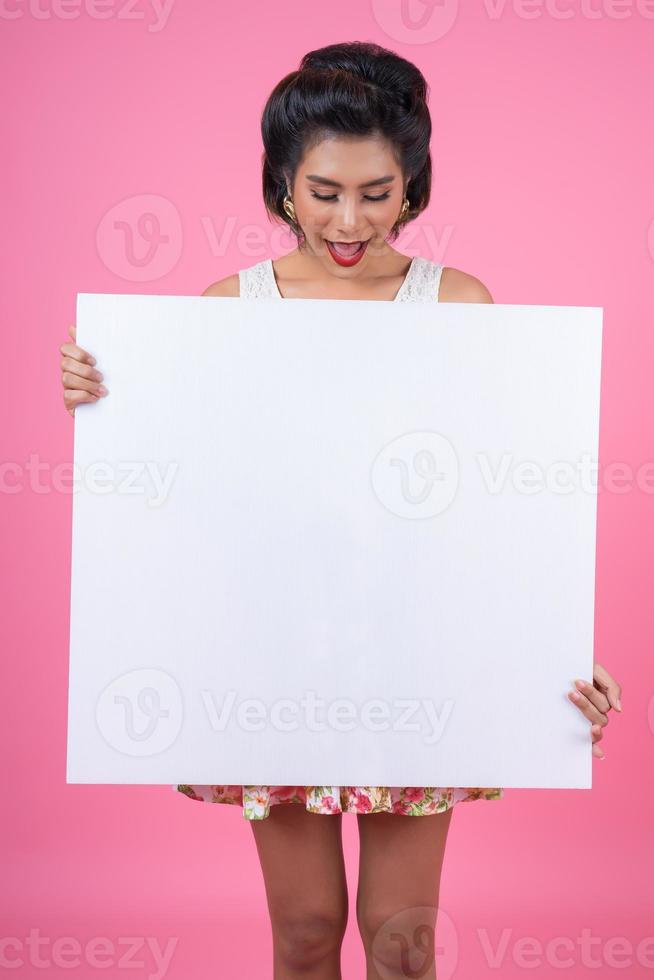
[287,133,406,273]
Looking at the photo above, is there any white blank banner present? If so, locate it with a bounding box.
[67,293,602,789]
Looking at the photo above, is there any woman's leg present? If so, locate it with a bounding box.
[356,807,454,980]
[250,803,349,979]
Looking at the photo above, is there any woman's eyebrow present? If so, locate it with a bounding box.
[305,175,396,188]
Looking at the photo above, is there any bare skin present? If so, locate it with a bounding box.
[59,133,622,980]
[249,804,349,979]
[250,801,454,980]
[355,807,454,980]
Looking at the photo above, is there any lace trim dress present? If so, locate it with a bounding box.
[175,255,504,819]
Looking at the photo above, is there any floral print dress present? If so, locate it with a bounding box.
[175,256,504,821]
[176,783,504,820]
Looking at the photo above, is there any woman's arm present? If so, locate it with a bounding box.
[440,268,625,758]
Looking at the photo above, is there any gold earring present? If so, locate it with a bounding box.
[399,196,410,220]
[283,195,297,222]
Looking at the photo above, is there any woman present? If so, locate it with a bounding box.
[59,41,622,980]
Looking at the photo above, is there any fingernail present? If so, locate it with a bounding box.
[616,698,622,711]
[90,357,96,365]
[570,691,581,701]
[98,385,108,395]
[96,372,103,381]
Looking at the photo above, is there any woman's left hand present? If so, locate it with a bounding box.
[568,662,622,759]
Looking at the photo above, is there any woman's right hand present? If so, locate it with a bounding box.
[59,323,108,417]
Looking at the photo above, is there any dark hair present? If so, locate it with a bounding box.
[261,41,432,245]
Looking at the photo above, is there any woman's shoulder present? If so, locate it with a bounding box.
[200,259,494,303]
[439,265,493,304]
[201,274,240,298]
[201,258,272,298]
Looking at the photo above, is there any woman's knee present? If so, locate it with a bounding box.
[273,905,348,969]
[357,901,439,973]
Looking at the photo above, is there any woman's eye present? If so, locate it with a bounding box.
[310,192,391,202]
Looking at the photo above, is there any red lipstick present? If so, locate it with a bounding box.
[325,239,370,267]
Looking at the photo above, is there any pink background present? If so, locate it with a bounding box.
[3,1,653,977]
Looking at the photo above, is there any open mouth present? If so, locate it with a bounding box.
[325,239,370,265]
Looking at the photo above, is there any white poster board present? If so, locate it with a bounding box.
[67,293,602,789]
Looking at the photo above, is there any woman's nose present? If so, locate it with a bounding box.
[335,196,361,233]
